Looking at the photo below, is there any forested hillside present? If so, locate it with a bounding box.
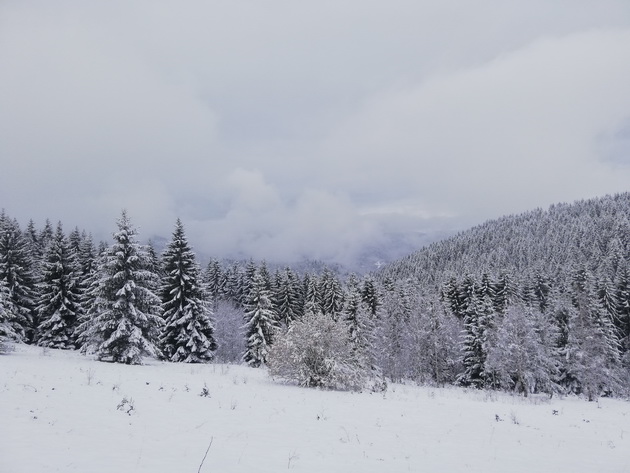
[381,192,630,289]
[379,192,630,398]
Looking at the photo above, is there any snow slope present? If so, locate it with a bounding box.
[1,344,629,473]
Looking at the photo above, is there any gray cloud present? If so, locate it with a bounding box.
[1,1,630,265]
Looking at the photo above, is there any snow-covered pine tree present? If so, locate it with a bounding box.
[0,212,38,342]
[319,268,344,318]
[493,271,521,314]
[458,287,495,388]
[223,262,244,307]
[485,303,559,396]
[274,267,302,326]
[376,281,413,382]
[616,262,630,360]
[160,219,216,363]
[204,258,225,309]
[302,273,321,316]
[242,270,279,367]
[80,211,163,364]
[562,267,623,399]
[0,279,18,350]
[213,299,246,363]
[38,219,54,256]
[68,227,82,254]
[146,240,164,280]
[36,222,83,349]
[407,296,461,386]
[77,232,97,278]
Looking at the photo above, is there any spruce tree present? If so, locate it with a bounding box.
[302,273,321,316]
[242,271,279,367]
[377,281,412,382]
[204,259,225,309]
[275,267,302,326]
[0,212,38,342]
[160,219,216,363]
[36,222,83,349]
[562,268,623,399]
[319,268,344,318]
[485,304,559,395]
[458,289,495,388]
[80,211,163,364]
[0,279,18,343]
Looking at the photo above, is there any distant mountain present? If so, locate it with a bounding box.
[351,229,454,275]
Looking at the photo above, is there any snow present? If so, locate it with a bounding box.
[2,344,629,473]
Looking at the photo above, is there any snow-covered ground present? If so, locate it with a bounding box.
[2,344,629,473]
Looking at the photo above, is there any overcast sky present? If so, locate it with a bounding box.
[1,1,630,265]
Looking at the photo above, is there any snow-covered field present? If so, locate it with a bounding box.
[2,344,629,473]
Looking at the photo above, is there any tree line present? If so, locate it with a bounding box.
[2,192,630,399]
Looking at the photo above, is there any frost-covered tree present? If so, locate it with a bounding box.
[0,280,18,350]
[160,219,216,363]
[376,281,413,382]
[242,271,279,367]
[39,219,54,252]
[485,304,559,396]
[408,297,461,386]
[204,259,225,309]
[0,212,37,342]
[458,290,495,388]
[302,273,320,316]
[223,262,244,307]
[213,299,246,363]
[274,267,302,326]
[268,312,373,391]
[565,293,622,400]
[79,211,163,364]
[36,223,83,349]
[77,232,97,278]
[319,268,344,318]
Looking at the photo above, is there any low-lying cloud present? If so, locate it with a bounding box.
[1,1,629,265]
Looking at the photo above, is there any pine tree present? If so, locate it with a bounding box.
[68,227,82,254]
[485,304,559,395]
[146,240,164,279]
[36,222,83,349]
[458,290,495,388]
[160,219,216,363]
[80,211,163,364]
[361,275,380,318]
[77,232,97,279]
[242,271,279,367]
[407,296,461,386]
[39,219,54,252]
[0,279,18,342]
[616,263,630,358]
[275,267,302,326]
[562,268,623,399]
[0,212,38,342]
[223,262,245,307]
[319,268,344,318]
[204,259,225,309]
[342,274,374,355]
[376,281,413,382]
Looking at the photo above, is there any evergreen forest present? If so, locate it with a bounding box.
[1,192,630,400]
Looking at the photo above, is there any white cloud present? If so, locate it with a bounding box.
[1,1,629,264]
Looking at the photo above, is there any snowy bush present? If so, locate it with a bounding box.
[0,337,12,354]
[267,312,373,391]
